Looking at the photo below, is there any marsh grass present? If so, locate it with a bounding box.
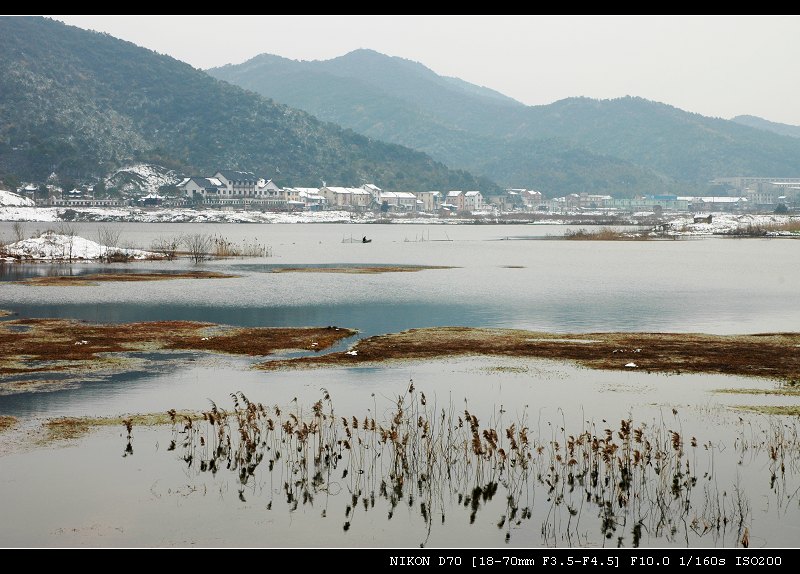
[563,228,649,241]
[0,415,17,432]
[260,327,800,384]
[141,385,800,547]
[725,220,800,237]
[211,235,272,258]
[0,318,356,376]
[734,406,800,416]
[20,270,238,286]
[270,265,452,274]
[42,412,202,443]
[715,387,800,396]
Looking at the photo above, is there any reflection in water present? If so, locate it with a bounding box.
[0,262,177,282]
[6,302,484,339]
[144,384,798,548]
[2,224,799,546]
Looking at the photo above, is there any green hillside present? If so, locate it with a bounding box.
[211,49,800,195]
[731,115,800,139]
[0,18,496,193]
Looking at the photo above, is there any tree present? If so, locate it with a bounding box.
[183,233,212,263]
[2,174,20,191]
[12,221,26,243]
[37,185,49,202]
[775,203,788,214]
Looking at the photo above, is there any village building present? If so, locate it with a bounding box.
[177,177,223,200]
[286,187,326,210]
[464,190,484,211]
[415,191,442,212]
[445,190,465,211]
[213,170,258,197]
[320,186,372,210]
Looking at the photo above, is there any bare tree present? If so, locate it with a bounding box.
[183,233,212,263]
[151,235,183,260]
[11,221,26,243]
[57,222,77,261]
[97,225,123,262]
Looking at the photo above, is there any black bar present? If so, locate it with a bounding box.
[91,547,799,567]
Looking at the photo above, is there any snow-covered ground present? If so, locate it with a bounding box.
[0,205,797,233]
[0,207,460,224]
[0,189,35,207]
[3,232,160,260]
[658,213,800,236]
[104,163,182,195]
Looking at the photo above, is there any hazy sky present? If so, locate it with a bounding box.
[53,15,800,125]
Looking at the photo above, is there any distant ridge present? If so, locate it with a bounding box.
[0,18,497,193]
[211,49,800,196]
[731,115,800,139]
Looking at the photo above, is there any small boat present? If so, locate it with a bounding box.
[361,236,372,243]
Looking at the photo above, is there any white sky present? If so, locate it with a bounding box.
[52,15,800,125]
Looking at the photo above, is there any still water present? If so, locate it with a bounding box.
[1,222,797,335]
[0,222,798,548]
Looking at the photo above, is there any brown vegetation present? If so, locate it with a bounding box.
[725,220,800,237]
[270,265,453,274]
[259,327,800,382]
[734,406,800,416]
[0,416,17,432]
[563,227,649,240]
[715,387,800,396]
[149,386,772,545]
[42,412,202,443]
[0,318,356,376]
[20,270,238,286]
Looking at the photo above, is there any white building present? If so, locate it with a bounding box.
[296,188,326,210]
[464,191,484,212]
[351,188,372,209]
[321,186,352,208]
[375,191,418,211]
[321,186,371,209]
[361,183,381,201]
[213,170,259,197]
[415,191,441,212]
[177,177,223,200]
[446,190,464,211]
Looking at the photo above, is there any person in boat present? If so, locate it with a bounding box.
[362,236,368,243]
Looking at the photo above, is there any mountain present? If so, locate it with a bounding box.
[210,50,800,195]
[0,18,495,193]
[731,115,800,139]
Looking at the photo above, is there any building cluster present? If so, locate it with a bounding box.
[175,170,487,214]
[12,169,799,214]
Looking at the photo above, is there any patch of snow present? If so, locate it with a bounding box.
[4,232,160,260]
[105,164,182,195]
[0,207,59,222]
[625,362,637,368]
[346,350,358,356]
[0,189,35,207]
[658,213,800,237]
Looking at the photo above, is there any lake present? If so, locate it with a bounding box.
[0,222,798,548]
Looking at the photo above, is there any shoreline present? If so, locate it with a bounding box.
[1,209,797,240]
[1,317,798,389]
[258,326,800,383]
